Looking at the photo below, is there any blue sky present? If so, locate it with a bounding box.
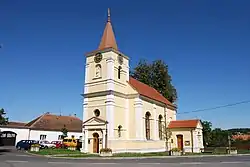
[0,0,249,129]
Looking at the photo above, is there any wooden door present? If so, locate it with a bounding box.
[177,135,183,151]
[93,136,99,153]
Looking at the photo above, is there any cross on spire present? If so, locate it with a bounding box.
[107,8,111,22]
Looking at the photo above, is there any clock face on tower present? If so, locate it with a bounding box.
[94,53,102,63]
[118,54,123,65]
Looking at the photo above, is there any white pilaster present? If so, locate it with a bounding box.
[84,63,90,94]
[106,94,115,139]
[153,104,158,140]
[106,57,115,90]
[125,98,129,139]
[135,98,143,140]
[102,131,105,148]
[84,130,88,152]
[83,98,88,122]
[126,65,130,81]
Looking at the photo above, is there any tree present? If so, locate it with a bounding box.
[201,120,212,147]
[0,108,8,125]
[61,126,68,139]
[210,128,231,147]
[131,59,177,103]
[162,123,172,151]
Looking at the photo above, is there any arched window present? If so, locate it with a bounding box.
[145,112,151,140]
[158,115,163,140]
[94,109,100,117]
[118,66,122,79]
[95,64,101,78]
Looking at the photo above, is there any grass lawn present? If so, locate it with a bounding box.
[238,149,250,154]
[29,148,82,155]
[29,149,171,157]
[29,148,250,158]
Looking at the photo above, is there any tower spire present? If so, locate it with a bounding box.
[98,8,118,50]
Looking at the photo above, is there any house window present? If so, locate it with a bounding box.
[145,112,151,140]
[58,135,63,140]
[158,115,163,140]
[118,66,122,79]
[40,135,47,140]
[94,109,100,117]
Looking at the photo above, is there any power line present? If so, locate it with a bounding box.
[178,100,250,115]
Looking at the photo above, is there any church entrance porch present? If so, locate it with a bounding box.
[82,117,108,153]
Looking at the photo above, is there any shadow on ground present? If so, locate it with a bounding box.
[0,149,11,153]
[0,146,16,154]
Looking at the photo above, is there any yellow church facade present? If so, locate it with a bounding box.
[81,9,204,154]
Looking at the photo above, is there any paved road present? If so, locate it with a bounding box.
[1,147,250,167]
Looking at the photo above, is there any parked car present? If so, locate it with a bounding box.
[51,141,63,148]
[39,140,56,149]
[16,140,39,150]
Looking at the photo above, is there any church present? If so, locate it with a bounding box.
[81,9,204,154]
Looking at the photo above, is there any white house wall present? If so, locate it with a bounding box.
[0,127,30,145]
[0,127,83,145]
[29,130,82,141]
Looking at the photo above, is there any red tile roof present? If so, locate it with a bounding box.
[129,77,174,107]
[232,134,250,141]
[1,113,82,132]
[168,120,200,129]
[7,121,27,127]
[28,113,82,132]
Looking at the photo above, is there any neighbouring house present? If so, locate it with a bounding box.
[168,120,204,153]
[81,9,204,153]
[232,134,250,141]
[0,113,82,146]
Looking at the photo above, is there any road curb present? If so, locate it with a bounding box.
[25,152,250,160]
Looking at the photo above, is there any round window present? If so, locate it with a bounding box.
[94,109,100,117]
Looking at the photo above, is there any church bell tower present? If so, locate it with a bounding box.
[83,8,130,140]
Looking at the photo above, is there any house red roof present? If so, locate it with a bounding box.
[7,121,27,127]
[27,113,82,132]
[129,77,174,107]
[168,120,200,129]
[1,113,82,132]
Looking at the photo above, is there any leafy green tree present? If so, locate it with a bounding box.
[131,59,177,103]
[210,128,230,147]
[201,121,212,147]
[61,127,68,139]
[0,108,8,125]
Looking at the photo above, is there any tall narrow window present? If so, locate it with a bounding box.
[118,125,122,138]
[118,66,122,79]
[145,112,151,140]
[158,115,163,140]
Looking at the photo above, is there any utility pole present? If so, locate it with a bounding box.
[164,111,168,152]
[228,135,231,154]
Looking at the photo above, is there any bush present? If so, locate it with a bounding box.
[171,148,181,152]
[31,144,40,147]
[100,148,112,153]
